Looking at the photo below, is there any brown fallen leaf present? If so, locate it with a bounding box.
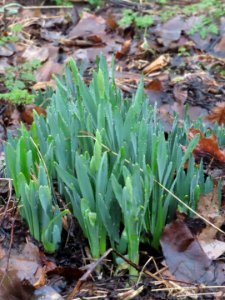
[214,35,225,53]
[60,37,104,47]
[68,12,106,41]
[35,61,64,82]
[33,80,56,91]
[0,242,43,284]
[20,106,47,125]
[160,220,225,285]
[196,186,225,259]
[115,39,131,59]
[188,128,225,163]
[206,102,225,125]
[0,279,35,300]
[197,186,223,241]
[144,79,162,91]
[46,266,84,280]
[143,54,170,75]
[22,45,49,63]
[105,13,118,31]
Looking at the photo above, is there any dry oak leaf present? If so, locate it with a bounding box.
[206,102,225,125]
[188,128,225,163]
[143,54,170,75]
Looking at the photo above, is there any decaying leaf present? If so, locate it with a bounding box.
[160,220,225,285]
[32,80,56,91]
[197,186,225,259]
[105,13,118,31]
[206,102,225,125]
[35,61,64,82]
[144,79,162,91]
[0,242,43,284]
[197,186,223,241]
[20,105,47,125]
[143,54,170,74]
[115,39,131,59]
[67,12,106,41]
[22,46,49,63]
[188,128,225,163]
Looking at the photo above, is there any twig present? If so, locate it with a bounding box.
[67,248,113,300]
[0,178,13,226]
[20,5,73,10]
[108,0,152,9]
[0,212,16,287]
[113,249,162,282]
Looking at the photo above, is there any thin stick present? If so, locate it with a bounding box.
[156,180,225,235]
[0,212,16,287]
[136,257,153,286]
[152,285,225,292]
[0,178,13,226]
[177,292,224,298]
[20,5,73,9]
[67,248,113,300]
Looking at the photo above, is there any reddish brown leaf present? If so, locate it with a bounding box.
[20,106,46,125]
[206,102,225,125]
[188,128,225,163]
[105,13,118,31]
[115,39,131,59]
[87,35,103,43]
[47,266,84,281]
[144,79,162,91]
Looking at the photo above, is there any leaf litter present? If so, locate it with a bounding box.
[0,0,225,299]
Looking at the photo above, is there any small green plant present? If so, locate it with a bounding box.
[5,55,220,274]
[10,23,23,33]
[0,59,41,104]
[87,0,103,7]
[5,125,67,253]
[119,9,154,28]
[158,0,224,39]
[188,16,219,39]
[184,0,224,39]
[160,5,179,22]
[0,89,33,104]
[0,22,23,46]
[219,70,225,76]
[54,0,72,5]
[0,35,18,45]
[178,46,190,57]
[156,0,167,4]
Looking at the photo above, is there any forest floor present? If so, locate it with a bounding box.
[0,0,225,299]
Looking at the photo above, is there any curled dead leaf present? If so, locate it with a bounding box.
[143,54,170,75]
[188,128,225,163]
[20,106,47,125]
[206,102,225,125]
[106,13,118,31]
[115,39,131,59]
